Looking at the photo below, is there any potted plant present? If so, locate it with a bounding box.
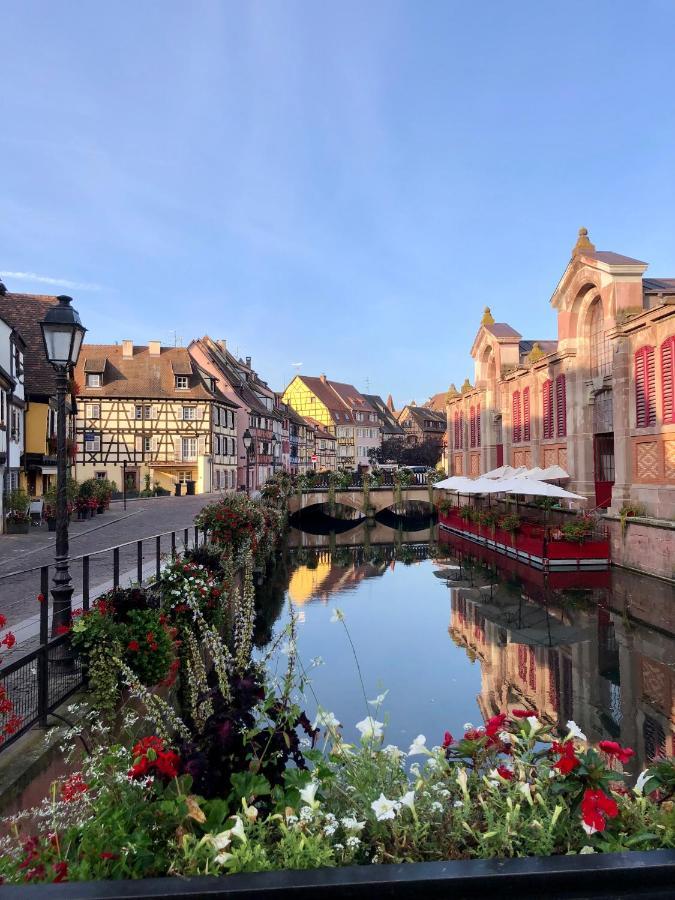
[498,513,521,535]
[561,516,594,543]
[5,488,31,534]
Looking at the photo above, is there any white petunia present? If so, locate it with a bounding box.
[330,608,345,623]
[214,851,233,865]
[527,716,541,732]
[407,734,428,756]
[356,717,384,741]
[228,816,247,843]
[371,793,400,821]
[313,710,341,731]
[299,781,320,807]
[463,722,473,731]
[579,845,596,854]
[518,782,533,805]
[341,815,365,832]
[211,831,232,851]
[566,720,587,742]
[368,690,389,707]
[582,821,598,836]
[383,744,405,761]
[634,769,652,796]
[399,790,415,810]
[456,767,469,798]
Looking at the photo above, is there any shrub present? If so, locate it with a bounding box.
[561,517,594,543]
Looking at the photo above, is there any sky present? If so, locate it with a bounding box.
[2,1,675,405]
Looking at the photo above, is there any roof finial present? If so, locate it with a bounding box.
[481,306,495,326]
[573,226,595,256]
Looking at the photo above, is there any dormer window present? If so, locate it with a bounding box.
[175,375,189,390]
[86,373,102,388]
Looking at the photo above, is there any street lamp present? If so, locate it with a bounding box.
[242,428,253,497]
[40,296,86,635]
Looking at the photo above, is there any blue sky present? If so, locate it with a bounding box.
[2,1,675,405]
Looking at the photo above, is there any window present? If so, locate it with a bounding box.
[635,346,656,428]
[476,403,481,447]
[214,407,220,426]
[555,374,567,437]
[95,471,107,480]
[182,406,196,420]
[522,389,530,442]
[177,470,193,483]
[661,337,675,425]
[542,380,554,439]
[85,432,101,452]
[181,437,197,460]
[85,403,100,419]
[175,375,189,390]
[512,391,521,443]
[0,391,5,425]
[470,406,476,448]
[214,435,220,455]
[143,437,152,453]
[134,404,152,420]
[453,410,463,449]
[86,373,101,388]
[589,300,612,376]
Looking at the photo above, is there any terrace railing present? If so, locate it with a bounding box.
[0,526,208,754]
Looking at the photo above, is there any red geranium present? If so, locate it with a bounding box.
[1,631,16,649]
[61,772,88,803]
[0,613,7,628]
[552,740,581,775]
[129,735,180,781]
[127,640,140,652]
[581,787,619,834]
[598,740,635,765]
[442,731,454,749]
[512,708,537,719]
[497,764,514,780]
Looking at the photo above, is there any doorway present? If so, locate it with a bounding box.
[593,433,614,508]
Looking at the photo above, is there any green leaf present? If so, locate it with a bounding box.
[230,771,271,802]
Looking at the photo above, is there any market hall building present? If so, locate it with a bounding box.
[445,229,675,580]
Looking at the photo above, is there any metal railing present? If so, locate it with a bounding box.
[301,472,430,489]
[0,525,208,754]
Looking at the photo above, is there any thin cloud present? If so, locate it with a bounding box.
[0,271,103,291]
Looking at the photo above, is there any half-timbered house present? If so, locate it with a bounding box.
[74,341,238,494]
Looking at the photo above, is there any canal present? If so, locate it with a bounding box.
[256,519,675,772]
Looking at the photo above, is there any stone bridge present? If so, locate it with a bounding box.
[288,485,434,516]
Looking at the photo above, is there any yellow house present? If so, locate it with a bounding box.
[74,341,239,494]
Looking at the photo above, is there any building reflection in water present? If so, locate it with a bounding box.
[440,530,675,771]
[279,521,674,772]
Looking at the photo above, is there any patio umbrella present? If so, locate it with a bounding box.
[539,465,570,481]
[482,465,526,479]
[488,476,586,501]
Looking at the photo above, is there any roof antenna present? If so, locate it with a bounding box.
[168,330,178,347]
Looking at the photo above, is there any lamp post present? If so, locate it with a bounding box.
[40,296,86,635]
[242,428,253,497]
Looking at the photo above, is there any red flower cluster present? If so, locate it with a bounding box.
[512,708,537,719]
[1,631,15,649]
[0,613,6,628]
[127,640,140,652]
[581,787,619,833]
[61,772,88,803]
[128,735,180,781]
[551,740,581,775]
[497,764,514,780]
[160,656,181,688]
[442,731,454,749]
[598,741,635,765]
[146,631,159,652]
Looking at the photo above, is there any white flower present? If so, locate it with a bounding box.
[211,831,232,851]
[463,722,473,731]
[356,717,384,741]
[527,716,541,732]
[383,744,405,761]
[488,779,500,789]
[214,851,233,865]
[371,793,400,821]
[408,734,427,756]
[299,781,320,807]
[453,800,464,808]
[313,710,341,731]
[456,767,469,798]
[341,815,365,832]
[368,691,389,707]
[346,835,361,849]
[566,720,587,742]
[499,730,513,745]
[431,801,443,812]
[582,821,598,836]
[310,656,325,668]
[228,816,247,843]
[299,805,314,822]
[579,845,596,854]
[330,608,345,623]
[634,769,652,795]
[518,782,533,805]
[409,763,421,777]
[324,823,338,836]
[399,790,415,810]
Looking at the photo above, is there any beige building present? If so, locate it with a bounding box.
[74,341,238,494]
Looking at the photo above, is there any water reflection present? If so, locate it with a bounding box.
[256,525,675,772]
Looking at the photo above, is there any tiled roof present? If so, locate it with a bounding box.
[484,322,522,340]
[0,292,59,396]
[362,393,404,435]
[303,416,336,441]
[83,357,107,373]
[426,392,447,413]
[519,340,558,361]
[75,344,228,401]
[585,250,648,266]
[643,278,675,294]
[327,380,376,413]
[297,376,354,423]
[399,405,446,427]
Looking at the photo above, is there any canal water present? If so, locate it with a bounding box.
[256,519,675,772]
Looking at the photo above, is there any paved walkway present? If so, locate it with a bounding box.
[0,493,220,641]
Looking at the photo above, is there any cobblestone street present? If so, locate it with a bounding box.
[0,493,218,640]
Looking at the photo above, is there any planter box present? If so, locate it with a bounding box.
[5,520,29,534]
[9,849,675,898]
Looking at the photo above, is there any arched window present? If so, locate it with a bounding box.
[635,346,656,428]
[661,336,675,425]
[589,299,612,376]
[542,380,553,439]
[555,375,567,437]
[512,390,521,443]
[522,388,530,442]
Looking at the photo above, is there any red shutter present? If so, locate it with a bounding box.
[512,391,521,443]
[453,411,458,448]
[660,338,674,425]
[476,403,481,447]
[470,406,475,448]
[522,388,530,442]
[555,375,566,437]
[459,412,464,449]
[542,380,553,439]
[635,346,656,428]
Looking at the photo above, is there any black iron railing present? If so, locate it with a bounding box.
[302,471,430,489]
[0,526,208,754]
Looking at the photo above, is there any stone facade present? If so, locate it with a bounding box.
[446,230,675,521]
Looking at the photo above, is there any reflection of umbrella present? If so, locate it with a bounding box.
[433,566,461,578]
[467,596,594,647]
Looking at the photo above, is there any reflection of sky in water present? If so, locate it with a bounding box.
[266,556,483,749]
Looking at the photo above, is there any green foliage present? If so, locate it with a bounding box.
[123,609,174,687]
[497,513,521,533]
[5,488,30,521]
[561,517,594,543]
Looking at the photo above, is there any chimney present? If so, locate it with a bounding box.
[216,339,227,353]
[148,340,161,356]
[122,340,133,359]
[320,374,327,384]
[245,356,252,368]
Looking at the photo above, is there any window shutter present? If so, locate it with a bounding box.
[173,435,181,461]
[555,375,567,437]
[476,403,481,447]
[135,435,143,452]
[512,391,521,443]
[459,412,464,449]
[470,406,476,448]
[198,436,206,456]
[150,405,157,420]
[635,346,656,428]
[522,388,530,442]
[542,380,553,439]
[151,436,158,453]
[662,337,675,424]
